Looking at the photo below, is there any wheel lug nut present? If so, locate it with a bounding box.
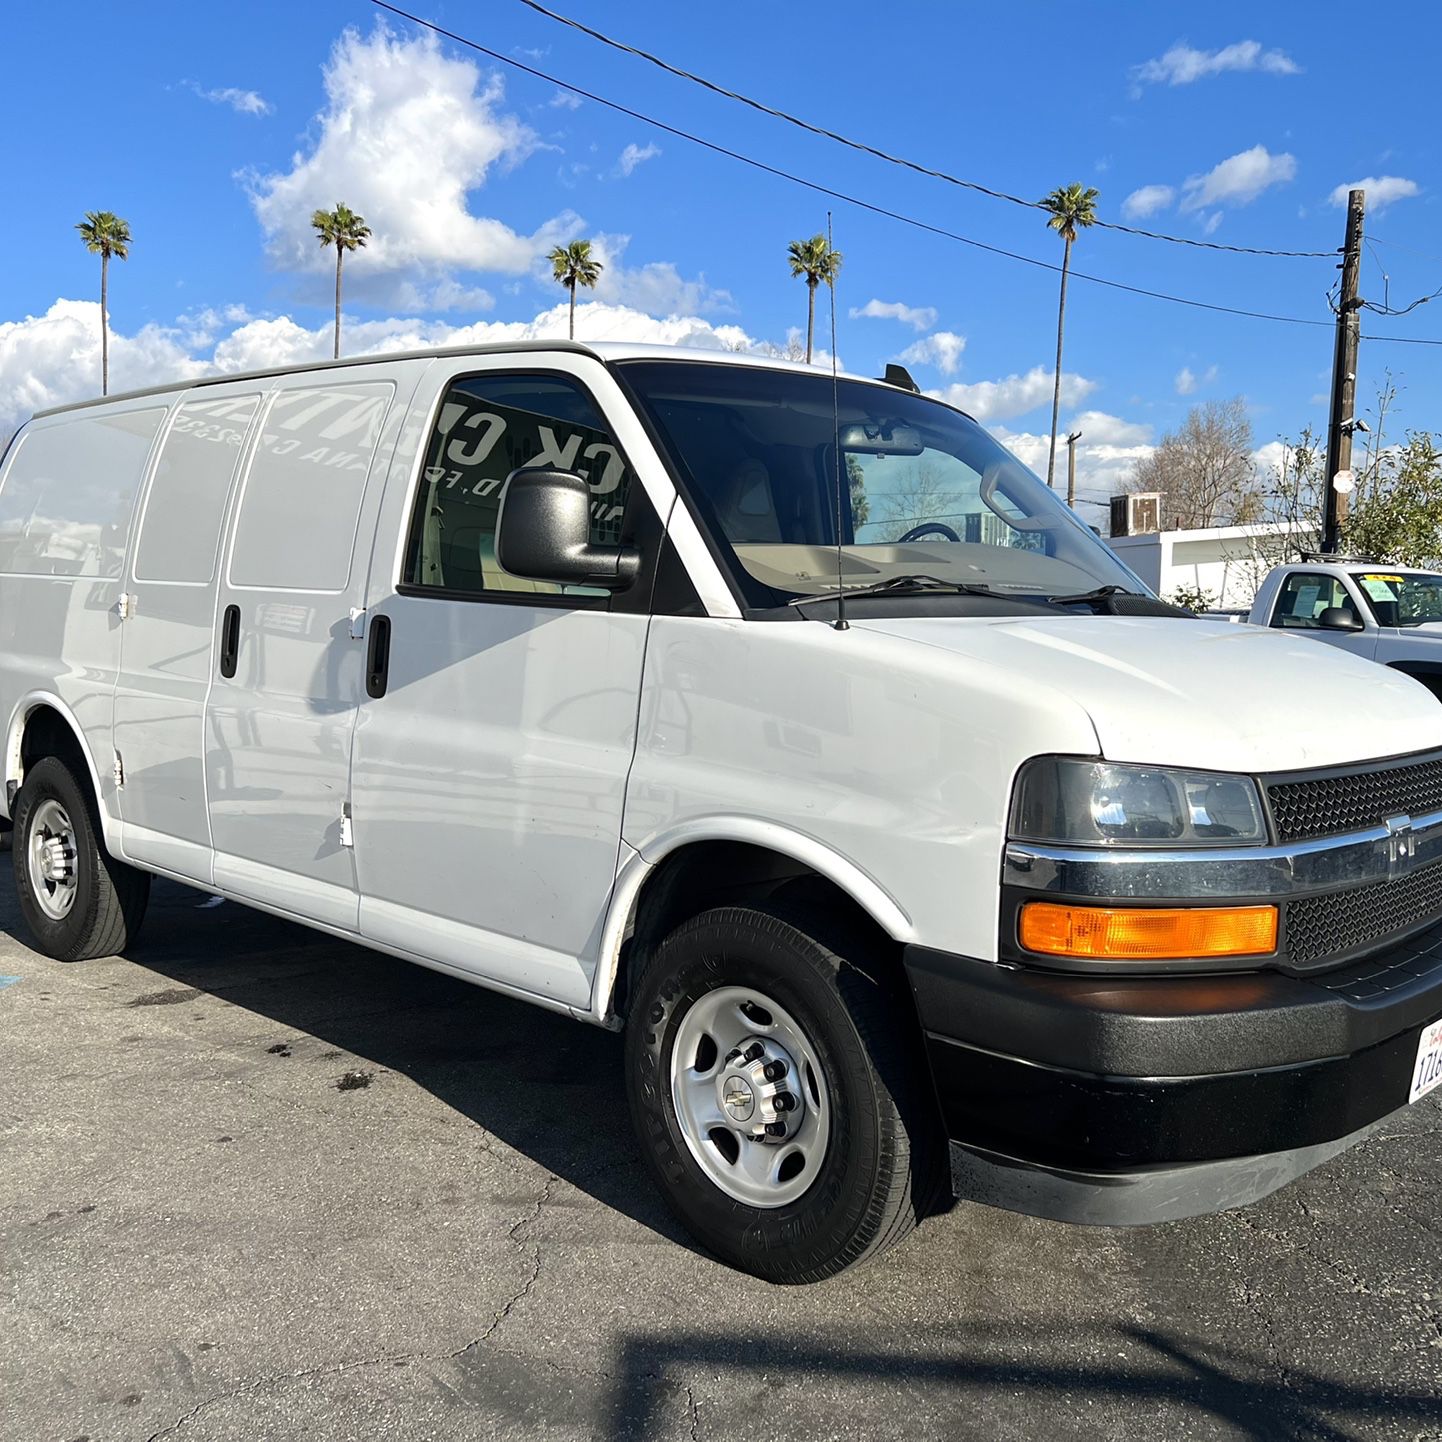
[723,1048,741,1064]
[773,1091,796,1113]
[762,1059,788,1082]
[742,1042,764,1063]
[764,1121,787,1137]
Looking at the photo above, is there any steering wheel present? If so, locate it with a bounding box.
[898,522,961,543]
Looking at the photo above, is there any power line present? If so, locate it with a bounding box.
[371,1,1334,331]
[507,0,1335,261]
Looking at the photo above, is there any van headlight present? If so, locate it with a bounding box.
[1010,757,1268,848]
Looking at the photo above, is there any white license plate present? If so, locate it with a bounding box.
[1411,1019,1442,1105]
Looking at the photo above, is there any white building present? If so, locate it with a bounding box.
[1109,521,1315,610]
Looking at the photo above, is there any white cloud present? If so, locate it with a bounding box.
[898,331,966,376]
[1200,211,1224,235]
[247,26,570,277]
[1251,440,1290,479]
[1175,367,1197,395]
[0,296,778,436]
[932,366,1098,423]
[1133,40,1300,88]
[0,301,205,431]
[993,412,1155,508]
[1180,145,1296,210]
[580,233,731,316]
[1121,184,1175,220]
[616,142,660,177]
[548,90,582,110]
[849,299,938,332]
[391,278,496,313]
[1327,175,1420,212]
[184,81,273,116]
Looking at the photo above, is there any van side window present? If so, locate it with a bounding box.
[229,383,394,593]
[0,407,167,577]
[1271,572,1358,628]
[135,396,260,584]
[402,373,633,598]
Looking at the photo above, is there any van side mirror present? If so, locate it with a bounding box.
[495,466,640,591]
[1318,605,1364,633]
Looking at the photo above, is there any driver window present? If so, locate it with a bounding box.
[1271,573,1356,628]
[402,372,633,598]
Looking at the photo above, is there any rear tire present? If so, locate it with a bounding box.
[13,755,149,960]
[625,905,946,1284]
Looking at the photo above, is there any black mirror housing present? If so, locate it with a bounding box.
[1318,605,1364,633]
[495,466,640,592]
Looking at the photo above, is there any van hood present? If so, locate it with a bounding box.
[852,614,1442,774]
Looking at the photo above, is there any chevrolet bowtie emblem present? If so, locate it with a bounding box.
[1384,814,1418,880]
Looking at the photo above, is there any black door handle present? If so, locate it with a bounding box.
[366,614,391,698]
[219,604,240,678]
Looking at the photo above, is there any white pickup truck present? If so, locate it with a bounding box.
[1247,560,1442,700]
[4,342,1442,1284]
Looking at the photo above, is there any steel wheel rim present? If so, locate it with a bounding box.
[28,797,79,921]
[669,984,831,1209]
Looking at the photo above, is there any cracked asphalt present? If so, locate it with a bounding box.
[2,877,1440,1442]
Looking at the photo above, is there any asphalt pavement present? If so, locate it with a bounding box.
[2,876,1439,1442]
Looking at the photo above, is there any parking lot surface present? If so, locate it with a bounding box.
[2,878,1440,1442]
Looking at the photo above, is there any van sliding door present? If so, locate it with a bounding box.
[203,375,410,929]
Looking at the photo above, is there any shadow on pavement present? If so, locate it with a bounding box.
[604,1322,1442,1441]
[17,877,701,1257]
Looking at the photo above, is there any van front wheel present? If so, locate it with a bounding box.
[13,756,149,960]
[625,906,945,1283]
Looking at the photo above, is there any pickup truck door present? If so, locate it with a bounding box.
[1268,570,1378,660]
[348,358,662,1009]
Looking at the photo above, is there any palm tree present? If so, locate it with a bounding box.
[786,234,843,363]
[311,203,372,359]
[75,211,132,396]
[1040,184,1099,488]
[549,240,603,339]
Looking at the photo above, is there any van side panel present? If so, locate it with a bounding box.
[113,390,265,879]
[0,403,173,822]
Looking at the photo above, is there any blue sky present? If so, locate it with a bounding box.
[3,0,1439,514]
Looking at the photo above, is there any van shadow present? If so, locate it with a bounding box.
[597,1323,1442,1441]
[74,877,697,1255]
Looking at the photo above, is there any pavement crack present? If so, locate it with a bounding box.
[684,1382,701,1442]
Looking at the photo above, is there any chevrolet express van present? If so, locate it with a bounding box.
[3,342,1441,1284]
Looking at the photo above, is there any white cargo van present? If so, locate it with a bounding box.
[4,342,1442,1283]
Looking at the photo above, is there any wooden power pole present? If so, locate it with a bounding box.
[1065,431,1082,508]
[1322,188,1365,554]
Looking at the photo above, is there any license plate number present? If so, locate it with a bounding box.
[1411,1019,1442,1105]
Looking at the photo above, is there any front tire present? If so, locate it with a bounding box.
[13,755,149,960]
[625,905,945,1284]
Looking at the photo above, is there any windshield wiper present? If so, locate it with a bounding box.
[788,574,1013,606]
[1045,584,1135,608]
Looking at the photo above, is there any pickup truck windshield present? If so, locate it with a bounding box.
[1354,571,1442,627]
[618,361,1142,608]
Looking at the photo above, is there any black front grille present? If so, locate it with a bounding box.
[1313,916,1442,1001]
[1287,856,1442,968]
[1267,752,1442,843]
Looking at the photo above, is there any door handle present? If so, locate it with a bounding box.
[366,614,391,698]
[219,604,240,678]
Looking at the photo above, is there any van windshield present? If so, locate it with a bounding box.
[618,360,1142,609]
[1353,570,1442,627]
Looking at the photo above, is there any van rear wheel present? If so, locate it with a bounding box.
[13,756,149,960]
[625,905,946,1284]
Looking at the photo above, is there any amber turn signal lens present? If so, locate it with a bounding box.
[1019,902,1278,960]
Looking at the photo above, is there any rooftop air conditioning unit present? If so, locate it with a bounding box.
[1110,491,1162,538]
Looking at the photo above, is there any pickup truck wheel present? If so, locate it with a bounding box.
[12,756,149,960]
[626,905,945,1283]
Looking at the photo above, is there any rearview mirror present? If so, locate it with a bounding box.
[838,422,924,456]
[1318,605,1364,633]
[495,466,640,591]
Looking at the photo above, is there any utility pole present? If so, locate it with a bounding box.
[1065,431,1082,508]
[1322,188,1365,555]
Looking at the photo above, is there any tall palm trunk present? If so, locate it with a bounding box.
[100,251,110,396]
[1046,234,1072,488]
[569,280,576,339]
[805,279,817,363]
[333,247,344,359]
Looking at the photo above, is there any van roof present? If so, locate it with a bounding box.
[30,340,908,420]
